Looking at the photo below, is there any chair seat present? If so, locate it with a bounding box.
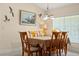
[24,46,39,52]
[30,46,39,51]
[31,44,39,47]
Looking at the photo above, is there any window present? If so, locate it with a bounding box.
[53,15,79,43]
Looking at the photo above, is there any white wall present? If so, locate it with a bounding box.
[0,3,44,55]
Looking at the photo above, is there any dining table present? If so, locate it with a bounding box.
[28,32,70,56]
[28,36,51,55]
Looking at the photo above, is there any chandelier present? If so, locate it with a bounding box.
[39,4,55,20]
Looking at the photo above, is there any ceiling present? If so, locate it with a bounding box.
[35,3,72,10]
[33,3,79,17]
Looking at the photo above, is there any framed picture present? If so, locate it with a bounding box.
[19,10,36,25]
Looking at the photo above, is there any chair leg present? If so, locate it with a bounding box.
[59,49,61,56]
[64,48,67,56]
[31,53,33,56]
[28,52,31,56]
[56,49,58,56]
[62,49,63,53]
[22,50,24,56]
[64,45,67,56]
[48,50,51,56]
[36,51,38,56]
[39,48,42,56]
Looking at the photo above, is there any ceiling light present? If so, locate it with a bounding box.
[39,4,55,20]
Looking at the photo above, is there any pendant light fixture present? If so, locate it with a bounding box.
[39,4,55,20]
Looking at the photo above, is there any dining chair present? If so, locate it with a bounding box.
[61,32,68,56]
[19,32,40,56]
[49,32,62,56]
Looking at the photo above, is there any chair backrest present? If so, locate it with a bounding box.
[61,32,68,43]
[51,32,62,48]
[52,32,62,40]
[19,32,30,51]
[60,32,68,48]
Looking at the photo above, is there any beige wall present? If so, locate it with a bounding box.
[0,3,44,55]
[0,3,53,55]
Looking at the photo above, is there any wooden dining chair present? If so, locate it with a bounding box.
[61,32,68,56]
[50,32,61,56]
[53,32,62,56]
[19,32,40,56]
[49,32,62,56]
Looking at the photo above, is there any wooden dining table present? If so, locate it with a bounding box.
[28,36,51,55]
